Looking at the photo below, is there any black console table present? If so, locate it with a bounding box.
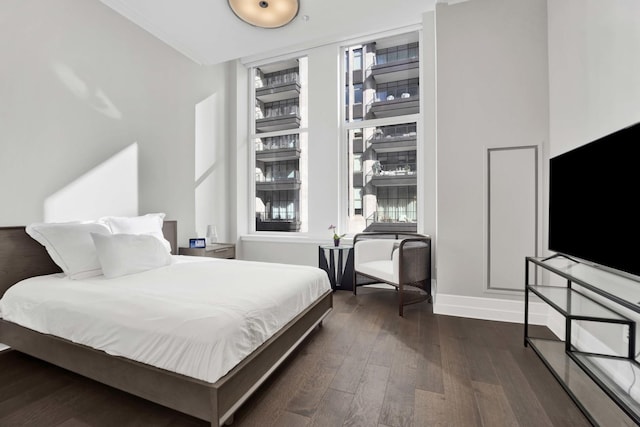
[318,245,354,291]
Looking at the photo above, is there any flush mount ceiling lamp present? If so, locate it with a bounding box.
[228,0,299,29]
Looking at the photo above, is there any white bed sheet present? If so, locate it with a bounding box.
[0,256,331,383]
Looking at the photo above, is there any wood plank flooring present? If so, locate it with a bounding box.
[0,287,590,427]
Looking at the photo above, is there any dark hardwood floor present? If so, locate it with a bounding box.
[0,287,590,427]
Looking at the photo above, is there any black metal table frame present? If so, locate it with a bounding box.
[524,254,640,425]
[318,245,354,291]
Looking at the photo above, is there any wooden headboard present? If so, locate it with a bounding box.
[0,220,177,298]
[162,220,178,255]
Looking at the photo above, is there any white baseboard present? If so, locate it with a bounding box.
[433,293,549,325]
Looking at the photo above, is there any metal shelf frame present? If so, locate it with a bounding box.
[525,254,640,426]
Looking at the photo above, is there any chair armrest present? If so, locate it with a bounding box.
[354,239,397,267]
[395,238,431,283]
[391,248,400,283]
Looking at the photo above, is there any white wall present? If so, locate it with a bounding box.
[229,60,249,250]
[434,0,549,308]
[548,0,640,156]
[0,0,228,247]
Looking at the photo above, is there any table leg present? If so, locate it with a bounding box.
[337,249,344,287]
[318,247,334,289]
[328,249,336,291]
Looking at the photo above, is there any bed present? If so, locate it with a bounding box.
[0,221,333,426]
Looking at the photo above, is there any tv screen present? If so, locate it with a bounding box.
[549,121,640,278]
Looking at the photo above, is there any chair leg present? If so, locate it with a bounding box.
[353,272,357,295]
[398,285,404,317]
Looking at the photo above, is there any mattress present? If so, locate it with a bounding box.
[0,256,331,383]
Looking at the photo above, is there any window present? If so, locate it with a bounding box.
[353,188,363,215]
[353,154,362,173]
[346,83,364,105]
[343,32,420,234]
[353,83,363,104]
[374,79,419,103]
[253,57,308,232]
[353,48,363,71]
[376,187,417,223]
[375,42,419,65]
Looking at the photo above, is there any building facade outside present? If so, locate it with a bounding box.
[253,58,308,232]
[250,31,420,235]
[344,32,420,233]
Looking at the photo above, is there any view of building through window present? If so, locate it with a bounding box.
[253,58,307,232]
[250,31,419,235]
[344,32,420,233]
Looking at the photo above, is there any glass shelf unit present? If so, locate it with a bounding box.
[528,255,640,314]
[572,351,640,424]
[529,285,632,322]
[527,284,635,358]
[528,338,636,427]
[525,255,640,426]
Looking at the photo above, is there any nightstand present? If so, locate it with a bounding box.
[318,244,353,291]
[178,243,235,259]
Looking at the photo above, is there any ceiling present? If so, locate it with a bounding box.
[100,0,436,66]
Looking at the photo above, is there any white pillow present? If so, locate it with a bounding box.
[101,213,171,253]
[91,233,172,279]
[26,221,112,279]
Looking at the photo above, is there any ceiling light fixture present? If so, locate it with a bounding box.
[228,0,299,29]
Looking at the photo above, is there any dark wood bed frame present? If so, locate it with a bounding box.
[0,221,333,426]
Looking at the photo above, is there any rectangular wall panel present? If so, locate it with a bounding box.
[488,146,538,291]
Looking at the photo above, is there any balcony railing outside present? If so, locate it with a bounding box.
[374,86,419,103]
[368,162,417,178]
[258,104,299,119]
[374,54,419,67]
[256,170,300,183]
[256,136,300,152]
[374,43,419,66]
[256,211,299,222]
[256,70,299,89]
[365,211,418,228]
[370,131,417,142]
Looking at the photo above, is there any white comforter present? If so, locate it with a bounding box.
[0,256,331,383]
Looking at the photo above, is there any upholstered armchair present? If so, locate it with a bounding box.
[353,232,431,316]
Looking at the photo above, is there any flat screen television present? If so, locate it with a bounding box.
[549,121,640,278]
